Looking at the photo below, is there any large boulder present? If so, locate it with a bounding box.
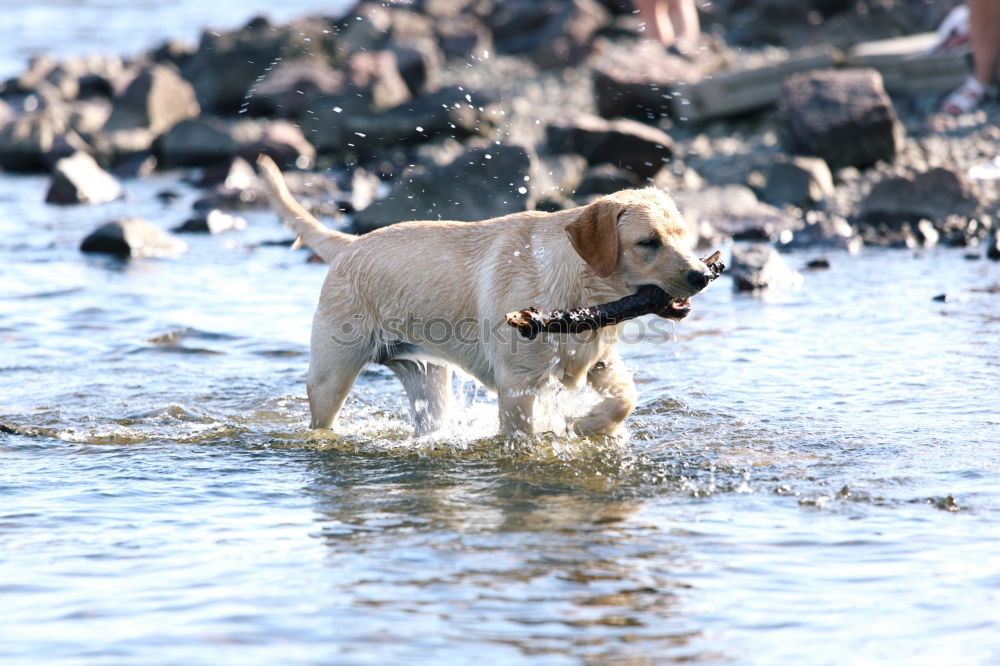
[156,117,238,166]
[546,115,674,179]
[486,0,609,68]
[80,217,187,258]
[182,16,336,113]
[859,167,981,224]
[782,68,903,170]
[592,46,700,121]
[729,243,804,292]
[103,64,200,136]
[353,144,534,232]
[574,163,641,198]
[45,152,123,205]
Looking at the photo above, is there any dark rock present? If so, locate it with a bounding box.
[546,115,674,179]
[435,15,494,59]
[80,217,187,258]
[0,112,91,172]
[782,68,903,170]
[192,186,266,212]
[304,86,498,157]
[534,196,575,212]
[235,119,316,169]
[157,189,181,204]
[729,243,804,292]
[390,39,444,95]
[156,117,238,166]
[805,258,831,270]
[486,0,609,68]
[574,163,641,198]
[342,50,412,112]
[182,16,336,113]
[103,64,200,136]
[673,185,801,243]
[193,156,257,189]
[111,152,157,179]
[932,293,949,302]
[988,230,1000,261]
[859,168,980,225]
[353,144,534,232]
[244,60,343,118]
[174,209,248,234]
[45,151,123,205]
[592,47,699,121]
[762,156,834,207]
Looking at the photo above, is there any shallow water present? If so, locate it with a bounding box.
[0,0,352,78]
[2,166,999,665]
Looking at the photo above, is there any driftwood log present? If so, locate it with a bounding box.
[506,251,725,340]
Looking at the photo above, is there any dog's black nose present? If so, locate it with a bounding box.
[685,269,712,291]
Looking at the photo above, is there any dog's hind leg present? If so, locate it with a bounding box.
[570,352,637,437]
[385,360,453,436]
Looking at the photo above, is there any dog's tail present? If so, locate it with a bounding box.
[256,154,355,262]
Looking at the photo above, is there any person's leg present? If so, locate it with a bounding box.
[636,0,676,46]
[666,0,701,53]
[941,0,1000,114]
[969,0,1000,85]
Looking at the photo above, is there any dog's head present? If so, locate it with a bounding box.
[565,189,712,316]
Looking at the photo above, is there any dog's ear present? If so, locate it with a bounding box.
[565,199,623,278]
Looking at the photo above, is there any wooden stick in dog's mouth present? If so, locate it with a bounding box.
[506,250,726,340]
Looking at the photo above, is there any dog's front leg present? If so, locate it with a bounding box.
[570,352,637,437]
[498,386,536,439]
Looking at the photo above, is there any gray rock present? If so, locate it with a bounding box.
[860,167,980,224]
[729,243,804,292]
[45,152,123,205]
[486,0,609,68]
[157,117,238,166]
[181,15,336,113]
[592,47,697,121]
[435,15,493,59]
[762,156,834,207]
[546,115,674,179]
[574,163,641,198]
[532,153,588,199]
[777,211,862,251]
[0,111,91,172]
[390,38,444,95]
[174,209,247,234]
[673,185,802,243]
[80,217,187,258]
[193,156,257,189]
[0,99,12,128]
[353,144,534,233]
[235,119,316,169]
[303,86,498,157]
[782,68,904,170]
[245,60,343,118]
[987,230,1000,261]
[103,64,200,136]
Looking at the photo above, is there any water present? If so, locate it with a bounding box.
[0,0,352,78]
[2,167,999,664]
[3,2,1000,663]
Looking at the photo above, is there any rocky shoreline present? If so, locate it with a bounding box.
[1,0,998,271]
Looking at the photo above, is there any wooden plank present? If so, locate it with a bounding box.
[675,46,841,122]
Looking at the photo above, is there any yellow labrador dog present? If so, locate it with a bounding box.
[257,155,714,438]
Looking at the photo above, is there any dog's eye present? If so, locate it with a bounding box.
[636,237,661,249]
